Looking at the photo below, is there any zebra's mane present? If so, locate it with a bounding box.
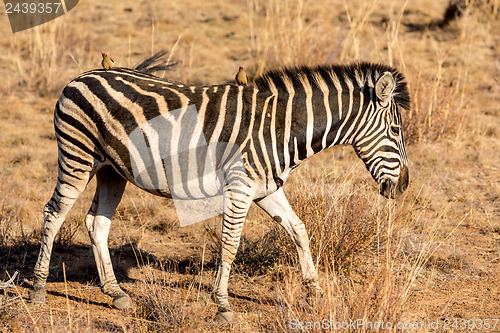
[254,62,410,110]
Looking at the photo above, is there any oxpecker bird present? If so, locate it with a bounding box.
[101,53,114,70]
[235,66,248,86]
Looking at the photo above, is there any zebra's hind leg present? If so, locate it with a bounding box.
[212,183,254,323]
[255,188,323,305]
[84,166,130,309]
[30,167,92,304]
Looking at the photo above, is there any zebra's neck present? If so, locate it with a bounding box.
[268,75,367,173]
[253,63,408,178]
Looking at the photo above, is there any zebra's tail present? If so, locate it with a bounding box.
[133,50,178,75]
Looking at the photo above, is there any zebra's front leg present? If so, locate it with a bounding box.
[85,166,131,309]
[212,184,253,322]
[255,188,323,304]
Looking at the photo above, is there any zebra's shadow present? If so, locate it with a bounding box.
[1,240,280,308]
[0,240,200,282]
[45,289,113,308]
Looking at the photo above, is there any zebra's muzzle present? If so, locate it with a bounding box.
[379,165,409,199]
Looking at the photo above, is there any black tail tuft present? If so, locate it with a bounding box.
[134,50,178,74]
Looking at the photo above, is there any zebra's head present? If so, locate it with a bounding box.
[353,70,410,199]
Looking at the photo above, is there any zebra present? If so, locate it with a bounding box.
[29,60,410,322]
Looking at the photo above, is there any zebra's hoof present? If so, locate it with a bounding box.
[215,310,234,323]
[112,294,132,309]
[29,286,46,304]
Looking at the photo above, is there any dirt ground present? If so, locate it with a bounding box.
[0,0,499,332]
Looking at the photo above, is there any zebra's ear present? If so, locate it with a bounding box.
[375,71,395,102]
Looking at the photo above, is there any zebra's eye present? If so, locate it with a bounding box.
[390,124,400,136]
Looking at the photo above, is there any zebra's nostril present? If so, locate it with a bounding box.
[380,179,395,199]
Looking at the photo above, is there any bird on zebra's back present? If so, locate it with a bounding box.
[235,66,247,86]
[101,53,114,70]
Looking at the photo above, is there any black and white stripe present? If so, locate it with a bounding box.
[31,61,410,319]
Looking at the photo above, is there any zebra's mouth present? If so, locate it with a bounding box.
[379,165,409,199]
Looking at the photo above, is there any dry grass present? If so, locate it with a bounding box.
[6,21,91,98]
[0,0,499,331]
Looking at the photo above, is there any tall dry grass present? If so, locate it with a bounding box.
[7,21,93,98]
[247,0,345,75]
[251,169,437,332]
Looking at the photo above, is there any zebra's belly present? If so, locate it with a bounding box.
[132,163,224,200]
[129,162,226,226]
